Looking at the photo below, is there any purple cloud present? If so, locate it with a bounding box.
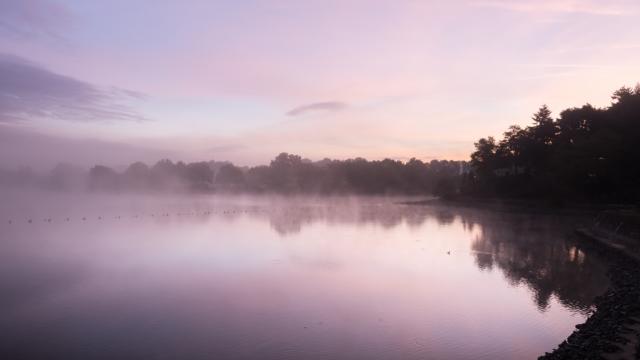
[286,101,348,117]
[0,53,147,123]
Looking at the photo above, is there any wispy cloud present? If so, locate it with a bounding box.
[0,53,147,123]
[473,0,635,16]
[0,0,71,38]
[286,101,348,117]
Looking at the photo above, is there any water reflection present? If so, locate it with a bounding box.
[0,195,609,360]
[252,199,608,314]
[262,201,459,236]
[467,213,607,313]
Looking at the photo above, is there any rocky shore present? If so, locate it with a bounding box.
[539,230,640,359]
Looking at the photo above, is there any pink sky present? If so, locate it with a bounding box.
[1,0,639,168]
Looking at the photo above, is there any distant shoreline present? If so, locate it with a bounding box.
[404,196,637,216]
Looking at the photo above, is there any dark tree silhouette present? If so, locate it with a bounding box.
[464,84,640,203]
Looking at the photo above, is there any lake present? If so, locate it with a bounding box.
[0,193,610,359]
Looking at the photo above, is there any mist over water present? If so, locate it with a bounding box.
[0,192,609,359]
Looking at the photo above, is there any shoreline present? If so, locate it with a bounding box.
[404,197,637,216]
[539,229,640,359]
[406,198,640,359]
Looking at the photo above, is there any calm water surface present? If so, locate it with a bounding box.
[0,194,610,359]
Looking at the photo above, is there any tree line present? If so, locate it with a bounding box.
[464,84,640,203]
[30,155,461,195]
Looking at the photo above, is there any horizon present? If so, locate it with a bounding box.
[0,151,466,173]
[2,0,640,169]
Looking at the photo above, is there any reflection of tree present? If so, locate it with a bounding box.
[261,201,434,236]
[465,212,609,313]
[434,210,455,225]
[255,200,609,313]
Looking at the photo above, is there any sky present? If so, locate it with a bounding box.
[1,0,640,169]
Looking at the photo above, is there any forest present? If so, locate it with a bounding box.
[464,85,640,203]
[0,155,463,196]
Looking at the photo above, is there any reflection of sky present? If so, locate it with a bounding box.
[2,1,640,166]
[0,195,610,359]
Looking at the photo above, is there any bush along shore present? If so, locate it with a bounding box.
[539,229,640,359]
